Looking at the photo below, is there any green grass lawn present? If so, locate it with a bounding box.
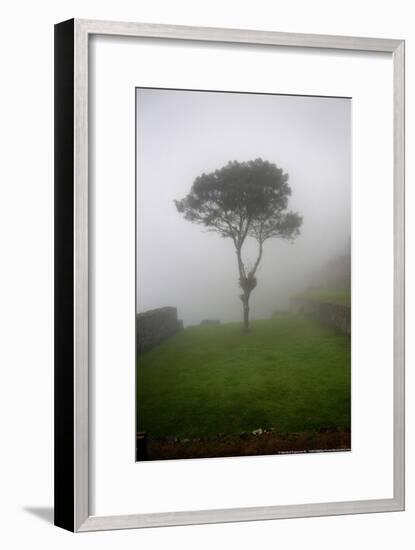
[136,314,350,440]
[294,288,351,307]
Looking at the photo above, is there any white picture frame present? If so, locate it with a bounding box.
[54,18,405,532]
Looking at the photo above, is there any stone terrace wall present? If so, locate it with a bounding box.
[136,307,183,352]
[292,300,351,335]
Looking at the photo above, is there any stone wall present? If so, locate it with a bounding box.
[292,299,351,335]
[136,307,183,352]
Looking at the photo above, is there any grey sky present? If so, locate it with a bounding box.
[136,88,351,326]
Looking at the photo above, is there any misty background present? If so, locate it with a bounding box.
[136,88,351,327]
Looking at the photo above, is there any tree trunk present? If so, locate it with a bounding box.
[242,292,250,332]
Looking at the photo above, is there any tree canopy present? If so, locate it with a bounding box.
[175,159,301,245]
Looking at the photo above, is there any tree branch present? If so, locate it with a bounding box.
[249,238,264,277]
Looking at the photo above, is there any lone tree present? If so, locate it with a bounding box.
[175,158,303,331]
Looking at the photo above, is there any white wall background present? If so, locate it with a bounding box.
[0,0,412,548]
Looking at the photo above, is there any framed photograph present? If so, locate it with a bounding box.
[54,19,405,532]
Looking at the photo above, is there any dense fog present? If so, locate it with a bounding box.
[136,88,350,326]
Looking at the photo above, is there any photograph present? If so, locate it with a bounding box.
[0,0,406,542]
[135,87,351,461]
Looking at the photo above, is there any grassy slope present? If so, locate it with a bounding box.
[294,288,351,307]
[137,315,350,439]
